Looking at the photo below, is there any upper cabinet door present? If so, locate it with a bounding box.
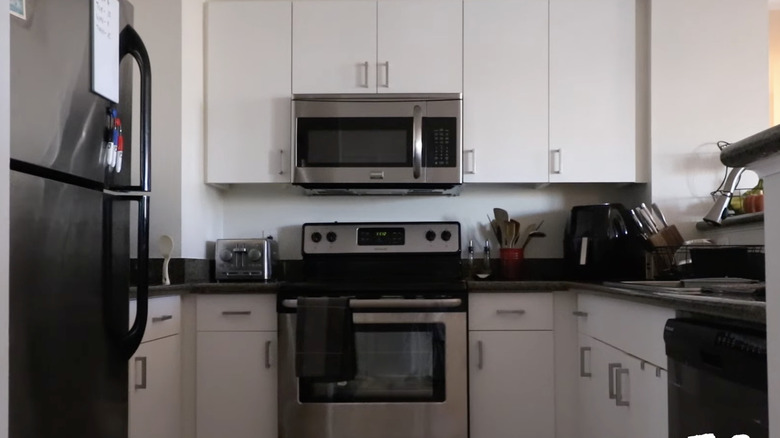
[377,0,463,93]
[292,1,377,94]
[463,0,549,183]
[549,0,637,183]
[206,1,292,183]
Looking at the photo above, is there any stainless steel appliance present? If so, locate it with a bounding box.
[9,1,152,436]
[215,238,279,281]
[665,318,768,437]
[292,94,463,195]
[278,221,468,438]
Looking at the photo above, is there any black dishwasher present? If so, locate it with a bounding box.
[664,318,767,438]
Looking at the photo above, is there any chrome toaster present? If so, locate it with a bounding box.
[215,238,279,281]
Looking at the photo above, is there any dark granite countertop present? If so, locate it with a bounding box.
[145,280,764,324]
[720,123,780,168]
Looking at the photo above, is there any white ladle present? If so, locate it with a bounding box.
[159,235,174,286]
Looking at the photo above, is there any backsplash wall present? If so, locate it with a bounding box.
[221,183,648,260]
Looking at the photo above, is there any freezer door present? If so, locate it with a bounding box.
[10,0,134,186]
[9,170,128,438]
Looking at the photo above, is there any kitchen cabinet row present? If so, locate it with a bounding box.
[130,290,673,438]
[205,0,645,185]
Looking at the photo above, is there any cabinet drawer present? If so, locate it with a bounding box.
[197,294,277,332]
[469,293,553,330]
[129,295,182,343]
[575,292,675,367]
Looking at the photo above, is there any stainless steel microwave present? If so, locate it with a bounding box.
[292,94,463,195]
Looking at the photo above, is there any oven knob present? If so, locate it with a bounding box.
[441,230,452,241]
[311,232,322,243]
[248,248,262,262]
[327,232,338,243]
[426,230,436,241]
[219,249,233,262]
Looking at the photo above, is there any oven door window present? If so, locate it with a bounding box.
[296,118,413,167]
[299,323,445,403]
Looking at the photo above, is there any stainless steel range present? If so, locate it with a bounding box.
[278,221,468,438]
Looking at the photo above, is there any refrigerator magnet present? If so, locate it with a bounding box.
[9,0,26,19]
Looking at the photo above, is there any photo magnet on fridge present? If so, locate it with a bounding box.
[9,0,25,19]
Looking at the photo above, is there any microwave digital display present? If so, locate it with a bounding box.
[357,227,405,246]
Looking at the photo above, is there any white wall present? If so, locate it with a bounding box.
[0,4,9,437]
[181,0,222,259]
[133,0,223,259]
[222,184,645,260]
[132,0,184,257]
[651,0,769,240]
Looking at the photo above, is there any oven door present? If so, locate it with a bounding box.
[278,299,468,438]
[292,94,462,187]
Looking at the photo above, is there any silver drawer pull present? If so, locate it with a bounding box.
[496,309,525,315]
[579,346,592,377]
[265,340,272,369]
[134,357,147,389]
[608,363,621,399]
[615,368,630,407]
[222,310,252,316]
[477,340,484,370]
[151,315,173,323]
[572,311,588,317]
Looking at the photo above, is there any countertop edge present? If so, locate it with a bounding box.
[143,280,765,324]
[720,123,780,168]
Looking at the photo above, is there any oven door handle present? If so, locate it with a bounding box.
[282,298,462,309]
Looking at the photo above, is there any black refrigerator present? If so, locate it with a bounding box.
[9,0,151,436]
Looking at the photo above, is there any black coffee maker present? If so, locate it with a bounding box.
[563,203,647,281]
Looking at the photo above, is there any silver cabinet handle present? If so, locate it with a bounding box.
[496,309,526,315]
[579,346,592,377]
[551,149,562,174]
[282,298,462,309]
[151,315,173,323]
[264,340,272,369]
[615,368,630,406]
[608,362,621,399]
[222,310,252,316]
[361,61,369,88]
[464,149,476,174]
[412,105,423,179]
[379,61,390,88]
[477,340,484,370]
[572,311,588,317]
[134,356,147,389]
[279,149,285,175]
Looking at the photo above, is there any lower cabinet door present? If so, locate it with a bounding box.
[469,330,555,438]
[626,356,668,438]
[129,335,182,438]
[196,331,277,438]
[578,334,629,438]
[579,335,668,438]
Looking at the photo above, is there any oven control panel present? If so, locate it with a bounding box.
[303,222,460,255]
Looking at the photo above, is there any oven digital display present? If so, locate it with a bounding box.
[357,227,405,246]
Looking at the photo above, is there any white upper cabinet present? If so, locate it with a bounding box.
[292,1,377,94]
[292,0,462,94]
[205,1,292,184]
[377,0,462,93]
[463,0,549,183]
[549,0,639,183]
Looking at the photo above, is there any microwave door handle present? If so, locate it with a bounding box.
[413,105,423,179]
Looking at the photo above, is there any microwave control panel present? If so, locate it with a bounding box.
[424,118,457,168]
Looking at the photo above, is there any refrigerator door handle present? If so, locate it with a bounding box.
[112,25,151,193]
[104,194,150,360]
